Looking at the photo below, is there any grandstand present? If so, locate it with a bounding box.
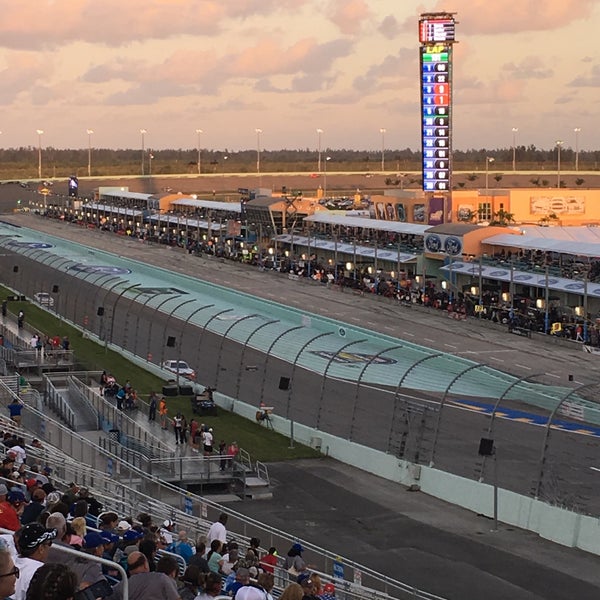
[0,314,444,600]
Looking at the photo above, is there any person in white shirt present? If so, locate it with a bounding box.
[14,522,57,600]
[206,513,228,545]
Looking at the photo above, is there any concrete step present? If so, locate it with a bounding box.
[245,489,273,500]
[245,476,269,487]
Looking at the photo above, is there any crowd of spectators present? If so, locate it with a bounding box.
[0,432,338,600]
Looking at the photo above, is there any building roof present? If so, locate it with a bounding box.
[245,197,282,208]
[304,213,429,235]
[170,198,241,213]
[484,226,600,258]
[426,223,483,235]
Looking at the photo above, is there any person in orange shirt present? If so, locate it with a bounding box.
[158,397,168,429]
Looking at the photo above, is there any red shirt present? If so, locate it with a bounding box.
[0,501,21,531]
[260,554,277,574]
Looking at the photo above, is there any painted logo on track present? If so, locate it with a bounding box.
[7,241,53,249]
[310,351,398,365]
[68,264,132,275]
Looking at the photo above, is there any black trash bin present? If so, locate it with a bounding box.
[109,429,120,443]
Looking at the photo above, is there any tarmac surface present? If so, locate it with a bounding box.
[2,212,600,600]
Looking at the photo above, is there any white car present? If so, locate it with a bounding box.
[162,360,195,380]
[33,292,54,307]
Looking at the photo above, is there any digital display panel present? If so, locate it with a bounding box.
[420,45,451,192]
[419,18,455,43]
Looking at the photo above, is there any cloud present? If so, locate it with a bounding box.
[403,0,596,35]
[378,15,400,39]
[352,48,416,92]
[501,57,553,80]
[569,64,600,87]
[326,0,371,35]
[0,0,312,50]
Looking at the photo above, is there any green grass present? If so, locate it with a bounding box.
[2,287,319,461]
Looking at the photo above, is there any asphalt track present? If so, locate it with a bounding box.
[2,213,600,599]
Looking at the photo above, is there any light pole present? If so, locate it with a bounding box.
[222,155,228,176]
[380,128,386,171]
[511,127,518,171]
[148,151,154,176]
[316,128,323,172]
[255,128,262,174]
[324,156,331,197]
[574,127,581,171]
[36,129,44,179]
[140,129,147,175]
[86,129,94,177]
[556,140,564,188]
[485,156,494,191]
[195,129,202,175]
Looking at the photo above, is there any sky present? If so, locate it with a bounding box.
[0,0,598,153]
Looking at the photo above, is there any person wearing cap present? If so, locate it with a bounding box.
[14,522,57,600]
[122,528,144,556]
[203,427,214,456]
[284,543,307,577]
[0,490,25,531]
[159,519,175,546]
[260,547,278,575]
[236,571,273,600]
[297,572,319,600]
[319,581,336,600]
[76,531,110,591]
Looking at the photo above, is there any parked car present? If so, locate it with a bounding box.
[33,292,54,307]
[161,360,195,380]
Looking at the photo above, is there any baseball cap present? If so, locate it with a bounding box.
[0,484,8,496]
[323,583,335,594]
[123,529,144,542]
[7,490,25,504]
[292,542,304,553]
[297,572,312,586]
[162,519,174,528]
[99,531,119,545]
[84,532,106,549]
[117,520,131,532]
[25,478,38,490]
[18,523,57,552]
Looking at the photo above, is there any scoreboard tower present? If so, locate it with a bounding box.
[419,12,457,224]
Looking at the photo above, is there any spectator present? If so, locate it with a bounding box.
[260,547,278,575]
[167,530,194,564]
[108,551,179,600]
[196,571,224,600]
[279,583,304,600]
[78,487,103,518]
[320,582,336,600]
[206,540,223,574]
[206,513,227,545]
[0,539,17,599]
[173,413,184,445]
[178,564,203,600]
[148,392,158,421]
[25,562,78,600]
[7,399,24,427]
[284,543,306,577]
[17,310,24,329]
[0,490,25,531]
[14,522,57,600]
[78,531,110,589]
[159,519,175,546]
[188,541,209,573]
[20,488,46,525]
[297,572,319,600]
[258,572,275,600]
[156,554,179,583]
[226,566,250,597]
[139,538,157,572]
[203,428,214,456]
[159,397,168,429]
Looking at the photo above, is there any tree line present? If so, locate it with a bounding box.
[0,145,598,179]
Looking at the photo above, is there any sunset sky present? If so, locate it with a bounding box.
[0,0,597,153]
